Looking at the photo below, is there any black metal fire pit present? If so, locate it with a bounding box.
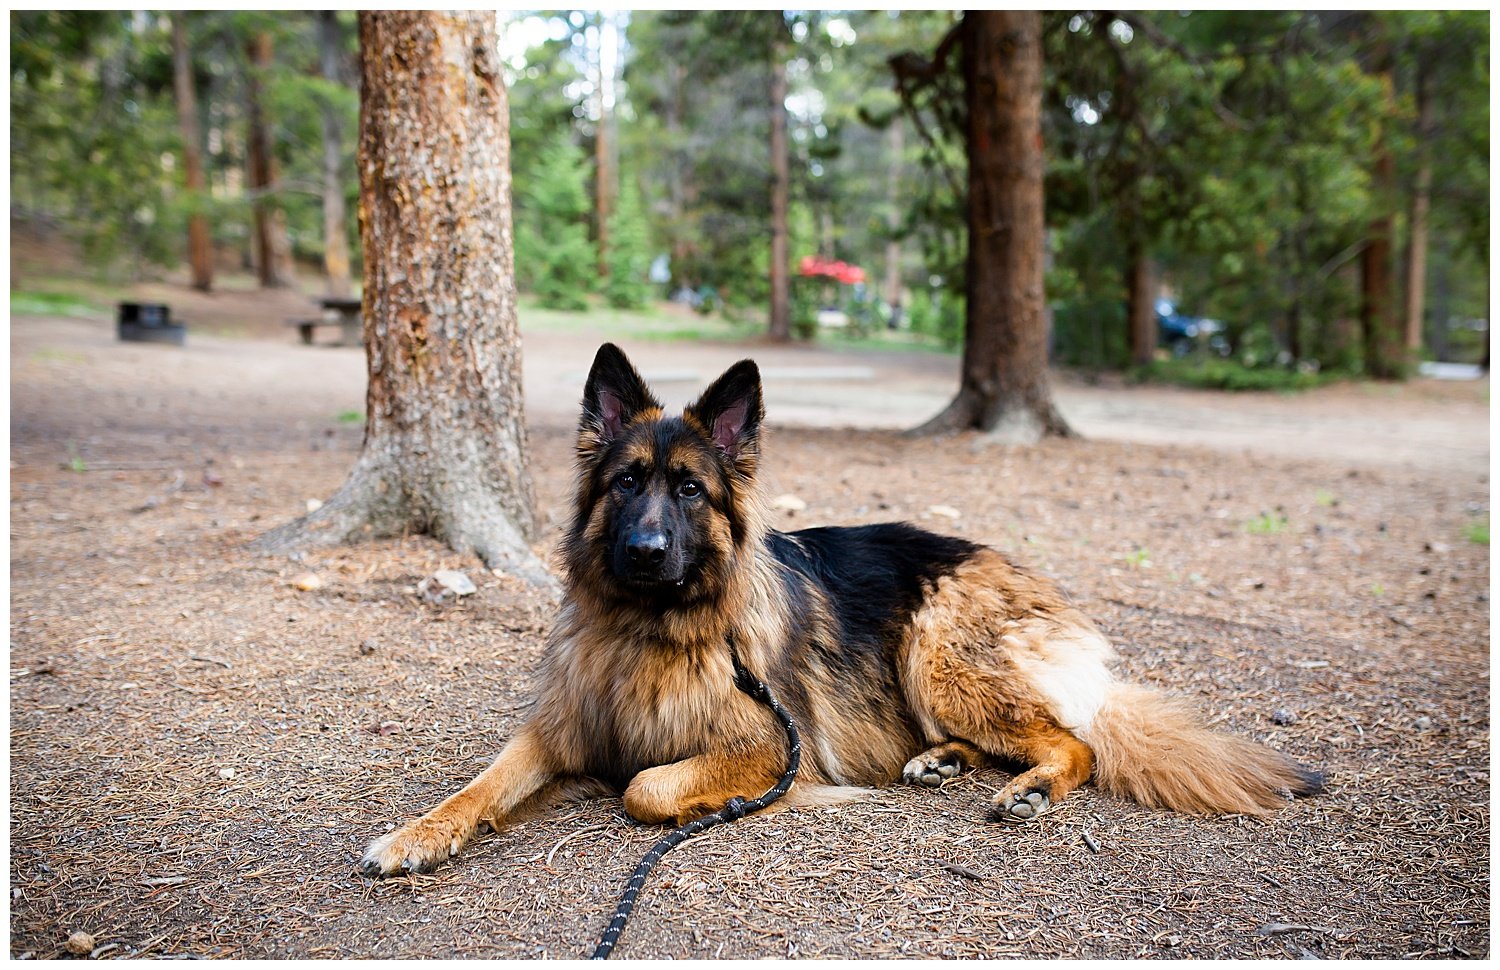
[118,303,186,345]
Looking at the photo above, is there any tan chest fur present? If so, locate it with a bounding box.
[536,603,776,774]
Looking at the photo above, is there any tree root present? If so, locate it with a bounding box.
[249,461,555,589]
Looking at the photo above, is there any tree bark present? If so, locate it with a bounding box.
[883,118,905,323]
[246,32,293,288]
[171,14,213,292]
[1126,244,1155,366]
[254,10,547,583]
[1359,33,1405,379]
[317,11,352,298]
[593,13,612,282]
[665,56,693,281]
[916,10,1073,439]
[767,18,792,343]
[1402,61,1433,354]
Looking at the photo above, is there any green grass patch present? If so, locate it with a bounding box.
[11,289,106,318]
[1245,512,1289,535]
[1464,520,1489,545]
[1134,357,1340,392]
[32,347,88,364]
[1315,489,1339,507]
[335,410,364,425]
[516,295,957,354]
[517,297,758,344]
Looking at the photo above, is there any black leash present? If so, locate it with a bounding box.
[589,638,801,959]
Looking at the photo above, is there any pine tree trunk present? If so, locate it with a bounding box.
[916,10,1073,440]
[171,14,213,292]
[1360,35,1405,379]
[317,11,352,298]
[246,32,292,289]
[883,118,905,322]
[1403,63,1433,354]
[1361,141,1401,378]
[665,57,692,280]
[254,10,548,584]
[1127,244,1155,366]
[593,13,611,282]
[767,22,792,343]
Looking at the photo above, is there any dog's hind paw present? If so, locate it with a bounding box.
[902,743,972,788]
[358,817,466,878]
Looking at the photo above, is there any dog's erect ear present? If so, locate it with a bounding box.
[686,359,763,471]
[580,343,661,451]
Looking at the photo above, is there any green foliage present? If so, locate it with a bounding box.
[1049,215,1130,368]
[516,133,596,311]
[7,7,1489,368]
[507,24,586,298]
[1037,12,1489,375]
[1136,358,1338,392]
[620,11,778,305]
[10,290,104,317]
[790,283,820,340]
[906,287,965,350]
[1463,520,1489,546]
[1245,512,1290,535]
[11,12,181,271]
[10,11,364,281]
[604,178,653,310]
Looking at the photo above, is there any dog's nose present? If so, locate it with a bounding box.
[625,530,670,567]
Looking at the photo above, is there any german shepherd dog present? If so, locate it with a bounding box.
[360,343,1321,877]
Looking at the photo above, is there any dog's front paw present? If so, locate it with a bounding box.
[358,817,467,877]
[990,786,1051,825]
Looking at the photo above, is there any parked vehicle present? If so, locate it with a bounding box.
[1157,299,1228,356]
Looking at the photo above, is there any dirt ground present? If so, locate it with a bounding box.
[8,279,1491,959]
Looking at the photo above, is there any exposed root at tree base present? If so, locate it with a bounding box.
[249,472,554,589]
[908,389,1078,441]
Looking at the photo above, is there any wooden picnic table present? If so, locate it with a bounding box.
[320,297,363,347]
[289,296,363,347]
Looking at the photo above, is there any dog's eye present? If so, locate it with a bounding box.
[614,473,637,493]
[678,480,702,499]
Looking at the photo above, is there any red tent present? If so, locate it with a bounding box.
[797,255,866,286]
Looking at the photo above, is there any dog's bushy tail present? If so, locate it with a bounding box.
[1081,683,1323,815]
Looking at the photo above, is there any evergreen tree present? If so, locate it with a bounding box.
[605,177,652,309]
[518,132,596,311]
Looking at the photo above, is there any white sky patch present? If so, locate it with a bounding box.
[498,10,626,116]
[785,88,826,126]
[500,13,569,72]
[1070,97,1100,126]
[826,17,857,47]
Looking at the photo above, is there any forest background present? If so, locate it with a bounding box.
[9,9,1490,385]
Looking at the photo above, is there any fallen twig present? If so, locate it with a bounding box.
[546,823,610,867]
[133,469,187,513]
[1255,922,1340,938]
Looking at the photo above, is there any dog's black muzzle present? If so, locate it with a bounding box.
[614,528,686,587]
